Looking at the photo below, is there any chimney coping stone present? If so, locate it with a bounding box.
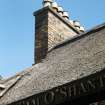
[33,7,82,34]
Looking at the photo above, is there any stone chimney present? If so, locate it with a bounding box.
[33,1,83,64]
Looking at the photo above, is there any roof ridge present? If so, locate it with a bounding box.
[0,75,22,98]
[2,66,35,84]
[0,66,36,98]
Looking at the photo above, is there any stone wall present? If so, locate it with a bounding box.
[34,9,48,64]
[48,11,78,49]
[34,7,80,64]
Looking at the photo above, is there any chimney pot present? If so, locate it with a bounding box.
[0,84,5,89]
[43,0,53,7]
[51,2,58,12]
[73,21,81,30]
[74,21,80,27]
[58,6,63,12]
[69,20,74,25]
[63,11,69,20]
[80,26,85,32]
[58,6,63,16]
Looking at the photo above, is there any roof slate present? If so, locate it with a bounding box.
[0,23,105,105]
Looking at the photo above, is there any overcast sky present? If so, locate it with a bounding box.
[0,0,105,78]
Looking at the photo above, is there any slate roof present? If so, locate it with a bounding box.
[0,23,105,105]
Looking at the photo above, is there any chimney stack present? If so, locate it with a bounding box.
[43,0,53,7]
[33,1,84,64]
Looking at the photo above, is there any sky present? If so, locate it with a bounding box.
[0,0,105,78]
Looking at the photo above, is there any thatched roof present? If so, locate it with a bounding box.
[0,23,105,105]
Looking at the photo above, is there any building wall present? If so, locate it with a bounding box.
[48,11,77,50]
